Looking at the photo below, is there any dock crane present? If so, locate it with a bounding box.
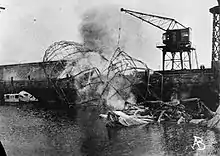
[121,8,198,71]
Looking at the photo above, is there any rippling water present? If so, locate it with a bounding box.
[0,105,219,156]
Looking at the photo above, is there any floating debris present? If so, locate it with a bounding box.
[100,98,215,127]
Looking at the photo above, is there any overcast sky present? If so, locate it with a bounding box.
[0,0,217,70]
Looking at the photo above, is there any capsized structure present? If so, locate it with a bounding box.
[42,41,161,107]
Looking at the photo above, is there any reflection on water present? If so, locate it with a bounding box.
[0,105,219,156]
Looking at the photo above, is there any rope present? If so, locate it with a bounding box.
[117,11,122,47]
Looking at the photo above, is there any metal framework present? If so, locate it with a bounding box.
[121,8,197,71]
[43,41,163,106]
[121,8,186,31]
[210,5,220,104]
[161,50,193,70]
[156,46,196,71]
[210,6,220,67]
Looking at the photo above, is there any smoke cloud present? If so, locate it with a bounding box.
[79,5,149,58]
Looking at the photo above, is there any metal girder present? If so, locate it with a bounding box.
[162,51,192,71]
[121,8,186,31]
[211,13,220,64]
[210,5,220,106]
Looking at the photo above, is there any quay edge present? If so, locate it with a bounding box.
[0,61,217,111]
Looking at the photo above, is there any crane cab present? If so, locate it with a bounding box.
[162,27,192,52]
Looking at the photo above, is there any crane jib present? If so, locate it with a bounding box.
[120,8,187,31]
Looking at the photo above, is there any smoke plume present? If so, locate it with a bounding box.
[79,5,147,58]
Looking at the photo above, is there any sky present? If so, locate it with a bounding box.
[0,0,217,70]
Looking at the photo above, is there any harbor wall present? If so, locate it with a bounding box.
[0,61,217,110]
[0,61,60,81]
[0,61,67,106]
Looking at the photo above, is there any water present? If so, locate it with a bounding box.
[0,105,220,156]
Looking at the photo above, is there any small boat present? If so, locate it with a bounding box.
[4,91,38,103]
[4,93,20,103]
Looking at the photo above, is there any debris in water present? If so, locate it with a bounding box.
[99,98,215,127]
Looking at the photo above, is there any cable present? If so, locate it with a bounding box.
[117,10,122,47]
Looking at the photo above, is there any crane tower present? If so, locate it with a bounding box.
[210,3,220,70]
[121,8,197,71]
[210,1,220,105]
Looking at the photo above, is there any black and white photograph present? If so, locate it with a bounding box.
[0,0,219,155]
